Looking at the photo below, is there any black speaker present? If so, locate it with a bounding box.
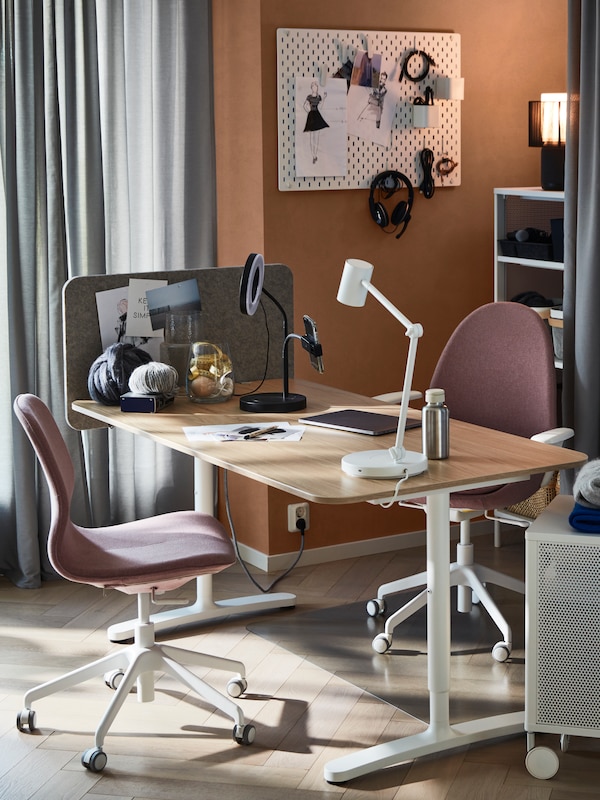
[368,170,414,239]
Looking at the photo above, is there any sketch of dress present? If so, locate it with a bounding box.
[303,82,329,163]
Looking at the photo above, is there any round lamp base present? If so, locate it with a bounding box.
[239,392,307,413]
[341,449,428,479]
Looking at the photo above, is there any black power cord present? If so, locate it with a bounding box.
[223,469,305,593]
[419,148,435,199]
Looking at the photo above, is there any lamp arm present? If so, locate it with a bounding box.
[360,281,424,466]
[388,331,420,463]
[363,281,423,338]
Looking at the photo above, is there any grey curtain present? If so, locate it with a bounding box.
[0,0,216,587]
[563,0,600,478]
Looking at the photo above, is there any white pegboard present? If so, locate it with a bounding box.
[277,28,461,191]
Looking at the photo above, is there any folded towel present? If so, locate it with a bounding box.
[573,459,600,508]
[569,501,600,533]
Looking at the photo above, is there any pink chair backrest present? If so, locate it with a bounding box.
[13,394,77,572]
[431,302,557,439]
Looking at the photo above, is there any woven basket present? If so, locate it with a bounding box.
[503,472,560,520]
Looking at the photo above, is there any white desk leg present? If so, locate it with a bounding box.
[108,458,295,642]
[324,491,523,784]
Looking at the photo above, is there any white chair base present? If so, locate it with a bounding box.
[17,593,255,772]
[367,515,525,661]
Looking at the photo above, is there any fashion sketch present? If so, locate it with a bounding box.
[358,72,388,128]
[303,81,329,163]
[294,76,346,178]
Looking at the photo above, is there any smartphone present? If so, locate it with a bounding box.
[303,314,324,373]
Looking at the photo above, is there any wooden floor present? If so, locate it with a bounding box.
[1,530,599,800]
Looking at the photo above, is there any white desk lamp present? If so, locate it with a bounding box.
[337,258,428,478]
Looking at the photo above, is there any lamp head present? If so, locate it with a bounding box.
[337,259,374,307]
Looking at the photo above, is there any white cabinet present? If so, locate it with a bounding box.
[494,187,565,368]
[524,494,600,779]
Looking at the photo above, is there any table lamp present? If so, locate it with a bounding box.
[528,92,567,191]
[337,258,428,478]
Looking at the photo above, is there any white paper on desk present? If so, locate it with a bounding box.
[183,421,305,442]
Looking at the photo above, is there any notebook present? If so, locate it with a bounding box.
[298,409,421,436]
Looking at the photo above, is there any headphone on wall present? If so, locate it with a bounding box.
[368,170,414,240]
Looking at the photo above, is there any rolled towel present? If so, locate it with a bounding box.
[569,501,600,533]
[573,459,600,508]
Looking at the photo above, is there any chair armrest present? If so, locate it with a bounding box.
[530,427,574,489]
[530,427,574,447]
[372,390,423,404]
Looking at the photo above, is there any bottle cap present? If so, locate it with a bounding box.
[425,388,445,403]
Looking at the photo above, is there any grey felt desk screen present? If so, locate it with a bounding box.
[62,264,294,430]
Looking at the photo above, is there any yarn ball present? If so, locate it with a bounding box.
[128,362,179,397]
[87,343,153,405]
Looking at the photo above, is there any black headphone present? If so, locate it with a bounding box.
[368,170,414,239]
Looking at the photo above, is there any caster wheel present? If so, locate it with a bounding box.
[366,598,386,618]
[81,747,108,772]
[227,677,247,698]
[560,734,571,753]
[372,633,392,654]
[491,641,511,662]
[233,723,256,746]
[104,669,126,690]
[525,745,559,779]
[16,708,36,733]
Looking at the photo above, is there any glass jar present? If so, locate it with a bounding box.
[159,310,203,395]
[186,341,234,403]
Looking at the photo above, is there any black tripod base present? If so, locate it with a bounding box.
[239,392,307,413]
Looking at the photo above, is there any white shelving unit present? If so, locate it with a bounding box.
[494,187,565,368]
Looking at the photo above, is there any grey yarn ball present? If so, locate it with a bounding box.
[87,343,153,405]
[128,362,179,396]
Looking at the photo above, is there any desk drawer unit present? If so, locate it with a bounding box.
[524,494,600,779]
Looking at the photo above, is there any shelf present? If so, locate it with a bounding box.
[496,256,564,271]
[494,187,565,372]
[494,187,565,202]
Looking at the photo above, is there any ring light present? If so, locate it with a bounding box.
[240,253,322,414]
[239,253,265,316]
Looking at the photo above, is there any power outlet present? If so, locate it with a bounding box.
[287,502,310,532]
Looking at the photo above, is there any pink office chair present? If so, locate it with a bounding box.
[13,393,256,773]
[368,302,572,660]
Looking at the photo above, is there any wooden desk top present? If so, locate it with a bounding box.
[73,379,587,505]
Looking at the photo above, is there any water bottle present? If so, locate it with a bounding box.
[422,388,449,459]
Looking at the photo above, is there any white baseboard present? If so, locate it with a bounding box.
[235,518,496,574]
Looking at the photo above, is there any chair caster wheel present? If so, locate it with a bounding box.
[366,598,386,617]
[81,747,108,772]
[104,669,126,690]
[227,677,247,698]
[233,723,256,745]
[372,633,392,654]
[525,745,559,779]
[16,708,36,733]
[492,641,511,662]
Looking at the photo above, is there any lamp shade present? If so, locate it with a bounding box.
[337,259,374,307]
[529,93,567,147]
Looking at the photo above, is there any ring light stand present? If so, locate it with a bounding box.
[239,254,318,413]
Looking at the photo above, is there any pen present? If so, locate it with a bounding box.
[244,425,281,439]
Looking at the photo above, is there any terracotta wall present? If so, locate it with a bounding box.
[212,0,567,558]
